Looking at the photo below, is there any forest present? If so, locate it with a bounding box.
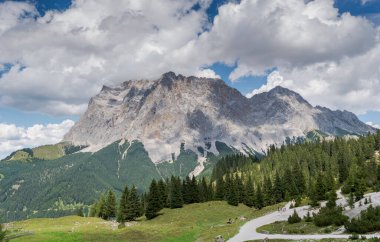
[89,131,380,232]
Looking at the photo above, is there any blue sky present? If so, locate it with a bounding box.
[1,0,380,157]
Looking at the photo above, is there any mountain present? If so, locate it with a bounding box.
[64,71,375,162]
[0,72,375,222]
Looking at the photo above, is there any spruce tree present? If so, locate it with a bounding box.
[215,176,225,200]
[105,189,117,219]
[168,176,183,208]
[255,184,264,209]
[199,177,208,202]
[263,176,273,206]
[226,173,239,206]
[125,185,142,221]
[117,185,129,223]
[97,194,107,219]
[244,175,255,207]
[190,176,200,203]
[273,171,284,203]
[182,176,192,204]
[145,179,161,220]
[157,179,167,208]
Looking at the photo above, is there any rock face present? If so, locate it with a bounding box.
[63,72,376,163]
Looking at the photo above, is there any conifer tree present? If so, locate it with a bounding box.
[235,174,246,203]
[190,176,200,203]
[215,176,225,200]
[105,189,117,219]
[273,171,284,203]
[0,223,6,241]
[145,179,161,220]
[168,176,183,208]
[182,176,192,204]
[77,206,84,217]
[244,175,255,207]
[255,183,264,209]
[199,177,208,202]
[117,185,129,222]
[226,173,239,206]
[157,179,167,208]
[263,176,273,206]
[125,185,142,221]
[97,193,107,219]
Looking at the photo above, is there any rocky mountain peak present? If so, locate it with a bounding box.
[63,72,376,164]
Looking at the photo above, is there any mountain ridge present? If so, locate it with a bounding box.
[63,72,375,164]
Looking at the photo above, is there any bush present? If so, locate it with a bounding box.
[345,206,380,233]
[304,211,313,222]
[288,210,301,224]
[0,224,6,241]
[313,207,348,227]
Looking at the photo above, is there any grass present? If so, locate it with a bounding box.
[6,201,284,242]
[257,220,339,235]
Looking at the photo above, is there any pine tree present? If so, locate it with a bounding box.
[190,176,200,203]
[225,173,239,206]
[255,183,264,209]
[105,189,117,219]
[354,178,366,201]
[182,176,192,204]
[125,185,142,221]
[349,192,355,209]
[89,203,97,217]
[273,171,284,203]
[215,176,225,200]
[145,179,161,220]
[235,174,246,203]
[244,175,255,207]
[199,177,208,202]
[315,173,326,200]
[97,194,107,219]
[168,176,183,208]
[157,179,167,208]
[263,176,273,206]
[117,185,129,222]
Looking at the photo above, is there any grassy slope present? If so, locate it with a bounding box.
[7,201,283,242]
[257,221,338,235]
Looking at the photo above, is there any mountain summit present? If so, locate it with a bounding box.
[63,72,375,163]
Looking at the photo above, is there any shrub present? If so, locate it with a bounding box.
[313,207,348,227]
[288,210,301,224]
[345,206,380,233]
[349,233,359,240]
[304,211,313,222]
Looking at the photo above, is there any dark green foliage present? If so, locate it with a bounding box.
[313,206,348,227]
[168,176,183,208]
[345,205,380,233]
[273,172,284,203]
[117,185,129,222]
[157,180,168,208]
[125,186,142,221]
[255,184,264,209]
[145,179,161,220]
[225,173,239,206]
[304,211,313,222]
[244,176,255,207]
[215,176,225,200]
[288,210,301,224]
[105,190,117,219]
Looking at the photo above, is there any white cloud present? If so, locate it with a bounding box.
[366,122,380,129]
[0,0,210,115]
[0,0,380,118]
[0,120,75,159]
[194,68,221,79]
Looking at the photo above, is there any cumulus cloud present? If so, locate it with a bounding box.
[1,0,380,117]
[0,0,210,115]
[0,120,74,159]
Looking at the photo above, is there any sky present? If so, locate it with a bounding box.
[1,0,380,158]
